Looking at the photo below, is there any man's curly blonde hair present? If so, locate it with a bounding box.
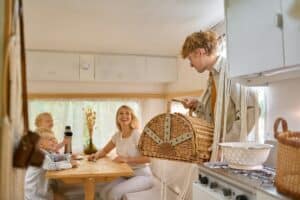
[181,31,218,58]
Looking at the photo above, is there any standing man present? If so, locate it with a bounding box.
[181,31,259,160]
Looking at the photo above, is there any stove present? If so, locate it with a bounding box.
[205,162,275,187]
[193,162,290,200]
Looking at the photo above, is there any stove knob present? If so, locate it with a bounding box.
[222,188,232,196]
[200,176,209,185]
[209,182,218,189]
[236,195,248,200]
[198,174,202,181]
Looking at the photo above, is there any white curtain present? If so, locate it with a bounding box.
[28,99,142,153]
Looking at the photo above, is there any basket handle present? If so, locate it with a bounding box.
[273,117,288,139]
[166,98,193,116]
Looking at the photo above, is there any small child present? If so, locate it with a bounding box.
[24,128,77,200]
[34,112,69,152]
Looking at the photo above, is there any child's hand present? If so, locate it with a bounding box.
[71,153,78,159]
[71,160,79,168]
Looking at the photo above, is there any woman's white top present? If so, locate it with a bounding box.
[111,129,147,170]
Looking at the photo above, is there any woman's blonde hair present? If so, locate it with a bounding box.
[35,112,53,127]
[181,31,218,58]
[116,105,139,131]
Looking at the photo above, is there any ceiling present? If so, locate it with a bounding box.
[23,0,224,56]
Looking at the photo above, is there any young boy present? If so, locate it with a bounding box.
[34,112,69,152]
[24,128,77,200]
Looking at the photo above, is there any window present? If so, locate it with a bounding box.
[29,99,142,153]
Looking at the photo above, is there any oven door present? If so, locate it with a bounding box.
[193,182,226,200]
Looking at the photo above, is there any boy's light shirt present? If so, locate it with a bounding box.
[41,149,72,170]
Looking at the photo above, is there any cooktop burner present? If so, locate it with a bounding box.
[204,162,275,187]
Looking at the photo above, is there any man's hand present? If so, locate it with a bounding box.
[113,155,129,163]
[182,98,199,111]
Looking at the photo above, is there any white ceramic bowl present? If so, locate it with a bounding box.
[219,142,273,170]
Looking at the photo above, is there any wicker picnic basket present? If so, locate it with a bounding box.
[138,100,214,163]
[274,118,300,199]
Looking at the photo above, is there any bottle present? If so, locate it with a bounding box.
[64,126,73,154]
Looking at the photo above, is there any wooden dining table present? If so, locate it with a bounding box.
[46,156,134,200]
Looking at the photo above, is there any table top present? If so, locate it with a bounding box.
[46,157,134,179]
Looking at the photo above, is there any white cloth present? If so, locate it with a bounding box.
[24,166,52,200]
[98,129,153,200]
[99,167,153,200]
[24,152,72,200]
[111,129,146,169]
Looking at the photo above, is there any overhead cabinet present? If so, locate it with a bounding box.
[145,57,177,82]
[226,0,300,79]
[94,55,177,82]
[95,55,146,82]
[27,51,79,81]
[282,0,300,67]
[27,51,177,83]
[79,54,95,81]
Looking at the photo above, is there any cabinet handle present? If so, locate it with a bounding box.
[276,13,283,29]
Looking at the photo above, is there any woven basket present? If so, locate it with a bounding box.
[274,118,300,199]
[138,100,214,163]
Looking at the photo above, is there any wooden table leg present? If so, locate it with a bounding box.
[84,177,95,200]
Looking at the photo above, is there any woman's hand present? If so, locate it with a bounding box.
[87,153,97,161]
[182,98,199,111]
[113,155,129,163]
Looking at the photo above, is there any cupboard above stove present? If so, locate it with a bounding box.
[225,0,300,85]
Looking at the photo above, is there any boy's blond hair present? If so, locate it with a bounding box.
[36,128,58,150]
[35,112,53,128]
[36,127,56,140]
[181,31,218,58]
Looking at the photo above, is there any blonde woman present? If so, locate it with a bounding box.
[88,105,153,200]
[181,31,259,160]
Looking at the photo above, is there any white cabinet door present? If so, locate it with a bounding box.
[27,51,79,81]
[226,0,284,78]
[79,54,95,81]
[282,0,300,67]
[145,57,177,82]
[95,55,177,82]
[95,55,146,82]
